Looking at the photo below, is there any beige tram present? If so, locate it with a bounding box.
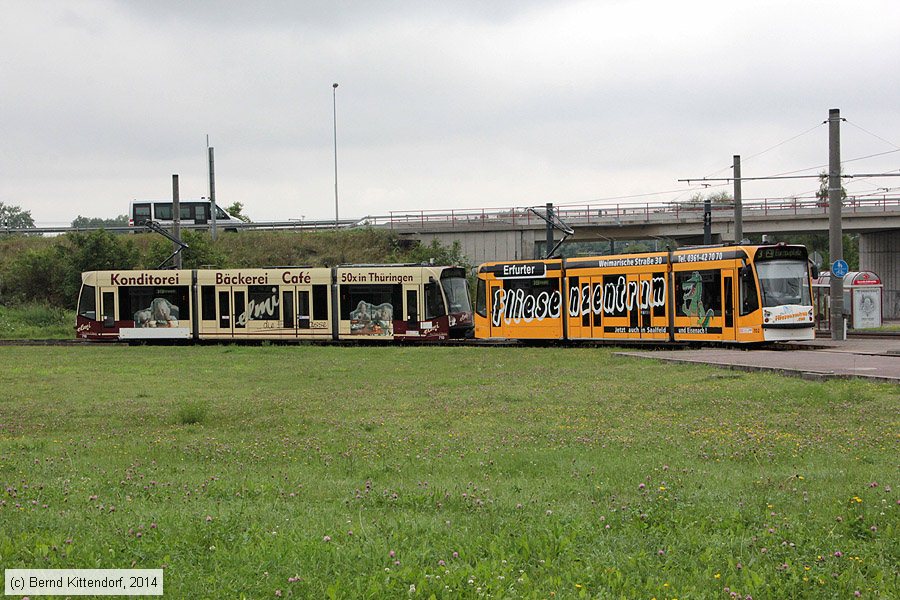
[76,265,472,342]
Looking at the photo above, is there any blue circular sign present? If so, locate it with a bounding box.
[832,259,849,278]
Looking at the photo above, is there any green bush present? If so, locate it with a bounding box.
[3,245,70,305]
[144,229,227,269]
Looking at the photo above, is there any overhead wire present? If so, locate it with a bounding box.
[700,121,826,179]
[844,119,900,149]
[547,119,897,211]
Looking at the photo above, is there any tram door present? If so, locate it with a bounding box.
[214,288,249,337]
[99,287,117,326]
[567,276,605,340]
[281,286,314,338]
[599,273,634,340]
[282,283,332,339]
[625,273,644,341]
[566,277,583,339]
[641,272,669,341]
[404,283,420,322]
[586,278,604,340]
[487,281,503,337]
[211,287,247,336]
[217,290,232,334]
[721,271,736,341]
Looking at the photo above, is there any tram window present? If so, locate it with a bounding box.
[180,204,192,220]
[78,284,96,318]
[440,276,470,313]
[201,286,216,320]
[312,285,329,320]
[756,261,811,307]
[118,286,188,325]
[724,276,734,327]
[602,275,627,317]
[102,292,115,322]
[298,291,310,328]
[675,270,721,317]
[153,203,173,220]
[475,279,487,317]
[234,291,246,328]
[218,291,230,329]
[407,289,419,321]
[740,274,760,315]
[501,277,561,321]
[424,283,444,319]
[340,284,403,320]
[592,283,602,326]
[568,277,578,313]
[283,291,294,328]
[503,277,558,295]
[247,285,279,320]
[653,273,666,317]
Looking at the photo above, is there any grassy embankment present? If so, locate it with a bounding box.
[0,346,896,598]
[0,304,73,339]
[0,229,465,332]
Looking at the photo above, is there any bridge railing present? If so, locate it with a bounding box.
[380,195,900,229]
[9,196,900,235]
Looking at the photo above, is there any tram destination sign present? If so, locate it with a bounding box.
[483,262,549,278]
[755,246,807,261]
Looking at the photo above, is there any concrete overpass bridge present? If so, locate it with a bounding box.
[374,196,900,318]
[7,195,899,317]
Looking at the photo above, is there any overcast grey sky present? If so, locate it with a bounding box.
[2,0,899,226]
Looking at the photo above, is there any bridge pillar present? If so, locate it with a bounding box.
[859,231,900,320]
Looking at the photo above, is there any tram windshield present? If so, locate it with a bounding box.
[77,283,96,319]
[441,275,472,313]
[756,260,811,307]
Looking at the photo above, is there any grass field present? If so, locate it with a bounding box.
[0,304,73,340]
[0,345,896,599]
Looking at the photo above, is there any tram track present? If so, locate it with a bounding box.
[1,330,897,348]
[0,338,97,346]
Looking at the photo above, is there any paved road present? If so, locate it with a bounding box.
[617,337,900,383]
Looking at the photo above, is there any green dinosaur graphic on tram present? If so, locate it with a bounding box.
[682,271,714,327]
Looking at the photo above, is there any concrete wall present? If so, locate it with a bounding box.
[414,230,541,265]
[859,231,900,320]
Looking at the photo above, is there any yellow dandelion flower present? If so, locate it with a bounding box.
[714,573,721,579]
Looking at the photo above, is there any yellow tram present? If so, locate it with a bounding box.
[474,244,816,344]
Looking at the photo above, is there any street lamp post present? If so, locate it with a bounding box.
[332,82,339,229]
